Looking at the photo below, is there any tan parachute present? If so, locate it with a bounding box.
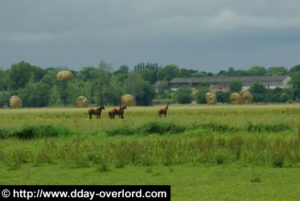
[9,95,22,108]
[240,89,253,104]
[230,92,242,105]
[56,70,74,80]
[121,94,135,106]
[205,92,217,105]
[76,96,88,107]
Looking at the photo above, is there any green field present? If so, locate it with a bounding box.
[0,104,300,201]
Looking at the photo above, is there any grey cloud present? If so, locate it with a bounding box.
[1,0,300,71]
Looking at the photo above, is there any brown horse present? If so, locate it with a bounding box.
[108,108,118,119]
[108,104,127,119]
[88,106,105,119]
[158,103,169,117]
[115,104,127,118]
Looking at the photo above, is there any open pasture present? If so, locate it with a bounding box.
[0,104,300,200]
[0,104,299,133]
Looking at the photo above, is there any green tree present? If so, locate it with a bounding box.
[0,69,8,91]
[114,65,129,75]
[98,60,113,72]
[216,91,230,103]
[192,72,206,77]
[235,69,249,76]
[134,63,159,84]
[227,67,236,76]
[178,68,193,77]
[280,90,292,102]
[158,64,180,81]
[195,86,209,104]
[248,66,266,76]
[157,81,169,97]
[289,64,300,75]
[265,88,282,103]
[229,80,243,92]
[289,71,300,98]
[124,72,155,105]
[0,91,10,107]
[267,67,287,76]
[91,61,113,105]
[40,73,56,88]
[77,67,101,81]
[249,83,267,102]
[55,80,72,106]
[174,85,192,104]
[9,61,46,90]
[19,82,51,107]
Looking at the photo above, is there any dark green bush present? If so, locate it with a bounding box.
[248,123,291,133]
[140,121,185,135]
[197,123,238,132]
[10,125,74,139]
[106,125,136,136]
[0,128,9,139]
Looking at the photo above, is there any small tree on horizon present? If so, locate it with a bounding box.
[229,80,243,92]
[174,85,192,104]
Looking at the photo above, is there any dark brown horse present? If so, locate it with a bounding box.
[88,106,105,119]
[108,108,118,119]
[108,104,127,119]
[115,104,127,118]
[158,103,169,117]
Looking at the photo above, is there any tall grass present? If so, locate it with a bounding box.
[1,134,299,169]
[0,105,299,169]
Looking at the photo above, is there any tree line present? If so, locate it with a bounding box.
[0,61,299,107]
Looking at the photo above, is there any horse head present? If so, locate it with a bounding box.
[98,106,105,110]
[120,104,127,110]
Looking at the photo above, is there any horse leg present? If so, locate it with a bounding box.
[89,113,92,119]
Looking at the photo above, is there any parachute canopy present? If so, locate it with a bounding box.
[56,70,74,81]
[205,92,217,105]
[230,92,242,105]
[76,96,88,107]
[9,95,22,108]
[121,94,135,106]
[240,89,253,104]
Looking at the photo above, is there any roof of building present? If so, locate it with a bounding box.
[169,76,290,84]
[153,80,168,88]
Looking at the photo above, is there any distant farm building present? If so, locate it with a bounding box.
[154,76,291,92]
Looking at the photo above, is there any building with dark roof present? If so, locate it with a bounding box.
[157,76,291,92]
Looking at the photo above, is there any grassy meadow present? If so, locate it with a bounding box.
[0,104,300,201]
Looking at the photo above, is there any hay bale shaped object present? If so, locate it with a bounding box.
[205,92,217,105]
[56,70,74,80]
[230,92,242,105]
[76,96,88,107]
[240,89,253,104]
[121,94,135,106]
[9,95,22,108]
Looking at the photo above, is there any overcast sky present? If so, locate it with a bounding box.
[1,0,300,72]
